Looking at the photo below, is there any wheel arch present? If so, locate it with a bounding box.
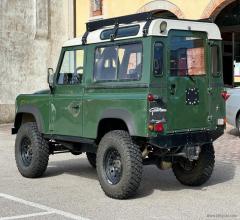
[13,105,44,134]
[97,109,137,141]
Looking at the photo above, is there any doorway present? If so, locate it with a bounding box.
[215,1,240,87]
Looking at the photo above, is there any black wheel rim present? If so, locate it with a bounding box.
[20,136,33,167]
[104,148,122,185]
[179,158,196,172]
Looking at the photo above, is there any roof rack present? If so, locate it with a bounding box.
[82,10,213,44]
[82,10,160,44]
[86,11,158,32]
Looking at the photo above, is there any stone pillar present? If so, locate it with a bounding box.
[0,0,73,124]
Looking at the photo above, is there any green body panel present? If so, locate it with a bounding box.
[15,32,225,142]
[83,87,148,138]
[208,40,225,129]
[16,91,50,134]
[50,85,84,136]
[148,37,168,136]
[167,76,210,130]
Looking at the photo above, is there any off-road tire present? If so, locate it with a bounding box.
[236,114,240,136]
[96,130,143,199]
[86,152,96,168]
[172,143,215,186]
[15,122,49,178]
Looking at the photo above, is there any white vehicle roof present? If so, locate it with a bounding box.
[63,18,221,47]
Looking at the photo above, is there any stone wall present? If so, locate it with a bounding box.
[0,0,73,123]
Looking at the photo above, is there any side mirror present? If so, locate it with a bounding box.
[47,68,54,91]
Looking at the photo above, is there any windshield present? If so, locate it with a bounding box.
[170,36,206,76]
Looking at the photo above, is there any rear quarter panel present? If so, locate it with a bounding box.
[83,87,149,138]
[208,40,226,130]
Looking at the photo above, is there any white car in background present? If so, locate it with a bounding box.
[226,87,240,134]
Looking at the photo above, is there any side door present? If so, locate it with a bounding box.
[50,46,85,137]
[167,30,211,131]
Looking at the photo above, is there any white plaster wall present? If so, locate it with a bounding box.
[0,0,73,123]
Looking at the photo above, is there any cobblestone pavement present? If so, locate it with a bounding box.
[215,124,240,163]
[0,123,239,220]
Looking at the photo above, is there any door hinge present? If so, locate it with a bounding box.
[207,115,213,122]
[208,87,213,95]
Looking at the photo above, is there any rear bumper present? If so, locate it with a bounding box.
[148,127,224,149]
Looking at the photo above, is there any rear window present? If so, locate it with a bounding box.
[94,43,142,81]
[100,25,140,40]
[153,42,164,76]
[170,36,206,76]
[211,45,220,76]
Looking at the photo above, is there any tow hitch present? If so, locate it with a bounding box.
[175,145,201,161]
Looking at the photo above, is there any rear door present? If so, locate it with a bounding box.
[167,30,210,131]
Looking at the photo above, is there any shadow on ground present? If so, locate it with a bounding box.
[45,157,236,199]
[227,128,239,137]
[45,158,98,180]
[135,160,236,198]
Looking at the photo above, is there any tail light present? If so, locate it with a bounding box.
[148,122,164,132]
[154,123,164,132]
[221,91,230,101]
[147,93,159,102]
[147,94,155,102]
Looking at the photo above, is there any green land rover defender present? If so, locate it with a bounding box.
[12,11,226,199]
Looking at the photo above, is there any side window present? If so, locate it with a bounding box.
[118,43,142,80]
[211,45,220,76]
[94,46,117,81]
[57,49,84,85]
[94,43,142,81]
[153,42,164,76]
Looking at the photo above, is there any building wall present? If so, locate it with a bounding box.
[0,0,74,123]
[75,0,213,36]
